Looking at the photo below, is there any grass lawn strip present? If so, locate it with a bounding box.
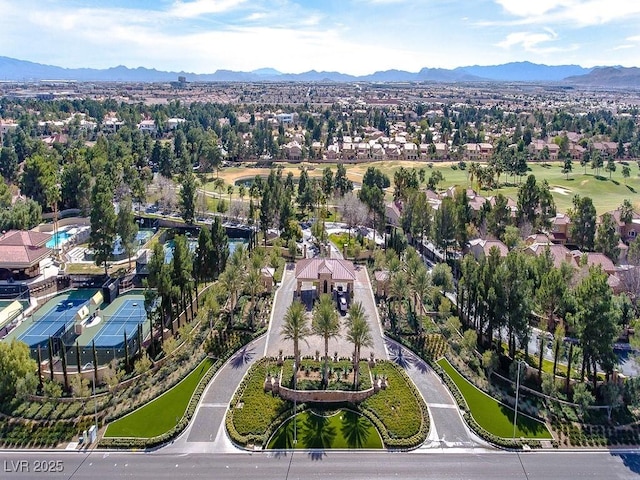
[437,358,552,439]
[104,357,214,438]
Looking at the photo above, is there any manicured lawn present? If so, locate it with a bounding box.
[267,409,383,449]
[437,358,552,439]
[217,161,640,215]
[104,357,214,438]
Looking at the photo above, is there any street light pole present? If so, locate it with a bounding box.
[92,370,98,437]
[513,360,522,439]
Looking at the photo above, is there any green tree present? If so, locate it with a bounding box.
[89,174,117,275]
[482,349,499,378]
[195,225,213,282]
[573,266,619,389]
[431,196,456,260]
[171,235,194,321]
[569,195,597,251]
[572,382,594,419]
[0,339,37,402]
[244,267,264,330]
[281,300,311,386]
[20,153,58,209]
[210,216,229,279]
[605,158,616,179]
[180,170,197,225]
[0,146,19,183]
[345,301,373,388]
[117,195,138,270]
[312,293,341,387]
[595,212,620,262]
[622,165,631,183]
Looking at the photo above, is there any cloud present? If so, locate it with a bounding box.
[613,44,634,50]
[493,0,640,26]
[627,35,640,42]
[168,0,248,18]
[494,0,573,17]
[497,29,558,50]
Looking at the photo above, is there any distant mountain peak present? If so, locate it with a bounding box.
[0,56,630,85]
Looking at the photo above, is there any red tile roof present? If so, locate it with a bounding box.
[0,230,52,268]
[295,258,357,282]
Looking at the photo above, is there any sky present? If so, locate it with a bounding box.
[1,0,640,75]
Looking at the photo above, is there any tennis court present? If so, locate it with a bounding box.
[92,295,146,348]
[18,290,96,348]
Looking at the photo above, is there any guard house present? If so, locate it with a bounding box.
[295,258,356,298]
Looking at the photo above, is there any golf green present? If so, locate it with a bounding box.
[267,409,383,449]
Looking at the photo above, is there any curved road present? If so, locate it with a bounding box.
[8,262,636,478]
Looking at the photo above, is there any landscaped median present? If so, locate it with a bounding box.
[436,358,552,448]
[226,358,429,450]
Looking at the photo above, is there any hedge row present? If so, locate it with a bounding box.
[360,361,429,450]
[225,357,293,448]
[98,328,266,449]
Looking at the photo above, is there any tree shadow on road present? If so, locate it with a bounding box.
[385,340,413,369]
[230,346,255,369]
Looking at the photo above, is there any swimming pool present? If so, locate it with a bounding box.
[46,231,72,249]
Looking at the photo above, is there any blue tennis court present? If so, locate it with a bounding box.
[92,297,146,348]
[19,294,92,347]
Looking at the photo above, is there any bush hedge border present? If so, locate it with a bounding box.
[360,361,430,450]
[226,359,429,451]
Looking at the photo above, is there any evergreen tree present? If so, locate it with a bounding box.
[210,216,229,279]
[89,174,117,275]
[569,195,597,251]
[116,195,138,270]
[180,170,197,225]
[595,212,620,261]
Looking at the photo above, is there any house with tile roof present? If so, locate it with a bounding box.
[0,230,52,279]
[295,258,357,298]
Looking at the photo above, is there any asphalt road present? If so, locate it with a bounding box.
[0,450,638,479]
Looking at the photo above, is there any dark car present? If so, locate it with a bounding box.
[338,294,348,314]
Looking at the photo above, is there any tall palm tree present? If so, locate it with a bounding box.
[411,265,431,318]
[345,302,373,388]
[312,294,341,388]
[281,300,311,388]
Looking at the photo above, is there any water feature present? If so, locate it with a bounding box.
[267,409,383,449]
[46,231,72,248]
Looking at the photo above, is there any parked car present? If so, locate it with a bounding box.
[338,294,348,314]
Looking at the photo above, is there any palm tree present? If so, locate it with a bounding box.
[281,300,311,387]
[345,302,373,388]
[411,265,431,318]
[312,294,341,388]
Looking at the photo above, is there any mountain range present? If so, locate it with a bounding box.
[0,56,638,87]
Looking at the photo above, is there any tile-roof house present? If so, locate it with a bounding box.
[599,208,640,243]
[0,230,52,279]
[468,238,509,260]
[295,258,357,297]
